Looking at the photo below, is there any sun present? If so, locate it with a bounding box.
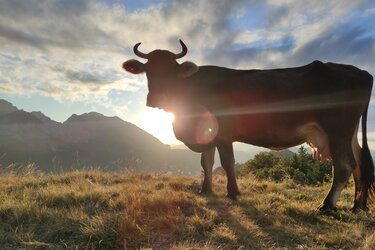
[165,111,175,123]
[139,108,179,145]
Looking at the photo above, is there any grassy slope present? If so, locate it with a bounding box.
[0,171,374,249]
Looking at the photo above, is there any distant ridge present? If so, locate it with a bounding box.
[31,111,59,124]
[0,99,18,115]
[0,99,202,175]
[270,149,294,158]
[64,112,119,123]
[0,109,43,124]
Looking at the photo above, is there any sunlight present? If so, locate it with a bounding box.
[166,112,175,123]
[139,108,179,145]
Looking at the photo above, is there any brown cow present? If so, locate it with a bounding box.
[123,40,374,212]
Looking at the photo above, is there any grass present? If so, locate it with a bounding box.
[0,168,374,249]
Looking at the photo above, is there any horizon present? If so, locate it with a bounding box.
[0,97,263,153]
[1,0,375,148]
[1,97,373,159]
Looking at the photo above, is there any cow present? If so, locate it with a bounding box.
[122,40,374,212]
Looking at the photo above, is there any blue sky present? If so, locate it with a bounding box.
[0,0,375,148]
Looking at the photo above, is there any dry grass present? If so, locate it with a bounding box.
[0,168,374,249]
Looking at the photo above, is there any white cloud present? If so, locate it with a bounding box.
[234,30,284,45]
[0,0,254,102]
[363,7,375,16]
[0,0,374,130]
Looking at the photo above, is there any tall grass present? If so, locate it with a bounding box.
[0,165,374,249]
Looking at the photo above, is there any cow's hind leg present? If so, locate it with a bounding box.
[200,146,215,195]
[320,139,356,213]
[217,142,240,200]
[351,125,367,212]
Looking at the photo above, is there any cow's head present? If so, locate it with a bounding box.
[122,40,198,110]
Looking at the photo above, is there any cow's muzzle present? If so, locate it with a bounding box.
[146,93,168,109]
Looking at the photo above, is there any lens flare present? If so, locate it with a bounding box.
[195,112,218,144]
[172,109,219,145]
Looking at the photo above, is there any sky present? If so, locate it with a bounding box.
[0,0,375,149]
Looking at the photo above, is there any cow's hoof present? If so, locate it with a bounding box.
[350,204,369,213]
[199,184,213,195]
[199,189,213,196]
[226,191,240,201]
[318,204,337,215]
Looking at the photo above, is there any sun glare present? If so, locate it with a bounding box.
[166,112,175,123]
[139,108,178,145]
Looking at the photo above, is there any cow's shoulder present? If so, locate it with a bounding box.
[302,60,326,73]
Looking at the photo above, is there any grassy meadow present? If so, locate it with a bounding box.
[0,168,374,249]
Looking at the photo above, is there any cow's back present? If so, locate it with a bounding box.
[192,61,372,95]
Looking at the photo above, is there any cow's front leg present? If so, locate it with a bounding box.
[217,142,240,200]
[200,146,215,195]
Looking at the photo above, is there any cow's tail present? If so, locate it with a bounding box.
[360,103,375,205]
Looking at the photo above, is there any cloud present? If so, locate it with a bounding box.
[0,23,46,50]
[0,0,117,52]
[0,0,261,106]
[290,20,375,67]
[364,6,375,16]
[61,66,124,87]
[0,0,374,124]
[204,35,295,68]
[202,0,374,70]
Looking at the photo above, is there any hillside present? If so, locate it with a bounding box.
[1,169,374,249]
[0,99,202,175]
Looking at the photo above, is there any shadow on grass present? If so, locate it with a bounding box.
[184,193,364,249]
[179,194,266,249]
[236,198,367,249]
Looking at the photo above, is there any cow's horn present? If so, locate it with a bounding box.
[133,42,149,59]
[175,40,188,59]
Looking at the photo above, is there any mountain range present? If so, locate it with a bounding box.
[0,99,285,175]
[0,99,207,174]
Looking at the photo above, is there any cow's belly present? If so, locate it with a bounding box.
[235,127,305,149]
[233,117,331,159]
[172,106,331,158]
[232,114,303,146]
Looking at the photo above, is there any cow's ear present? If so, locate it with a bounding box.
[122,59,145,74]
[177,61,199,77]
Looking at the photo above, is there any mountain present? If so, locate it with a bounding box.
[0,99,17,116]
[0,100,203,175]
[31,111,59,124]
[269,149,295,158]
